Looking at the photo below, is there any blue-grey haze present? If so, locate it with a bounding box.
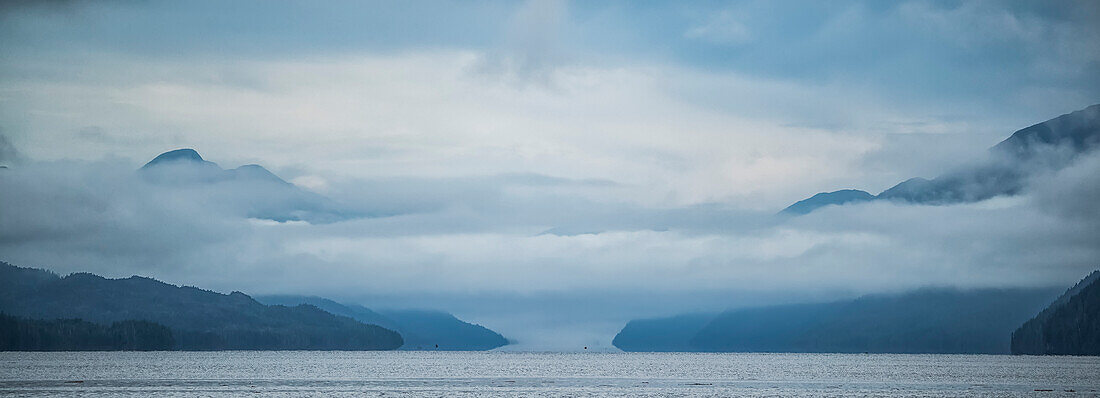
[1,0,1099,349]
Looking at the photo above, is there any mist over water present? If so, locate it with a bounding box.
[2,0,1099,354]
[3,147,1099,349]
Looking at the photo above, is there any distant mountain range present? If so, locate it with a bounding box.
[0,261,403,350]
[614,287,1061,354]
[1012,270,1100,355]
[139,148,354,223]
[0,261,506,351]
[257,296,509,351]
[0,261,510,351]
[782,104,1100,214]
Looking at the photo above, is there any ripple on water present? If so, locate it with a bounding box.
[1,351,1098,397]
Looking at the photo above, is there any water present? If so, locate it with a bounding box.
[1,351,1098,397]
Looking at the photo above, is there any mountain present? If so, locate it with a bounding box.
[611,313,716,352]
[780,189,874,215]
[138,148,353,223]
[874,162,1025,204]
[142,149,291,186]
[258,295,509,351]
[258,296,396,328]
[1,313,174,351]
[141,148,215,169]
[785,104,1100,214]
[993,104,1100,158]
[378,309,509,350]
[139,148,232,183]
[0,261,403,350]
[614,287,1060,353]
[1012,270,1100,355]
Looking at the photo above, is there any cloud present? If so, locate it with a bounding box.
[684,11,752,45]
[0,134,21,166]
[489,0,572,83]
[2,148,1099,349]
[1029,149,1100,226]
[2,0,1099,350]
[2,1,1096,205]
[1,50,907,208]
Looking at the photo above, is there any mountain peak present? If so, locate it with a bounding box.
[781,103,1100,215]
[230,164,288,184]
[991,103,1100,158]
[141,148,206,169]
[780,189,874,215]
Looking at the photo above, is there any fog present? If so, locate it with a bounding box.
[2,141,1098,349]
[2,0,1099,350]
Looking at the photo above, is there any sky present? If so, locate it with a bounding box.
[1,0,1099,350]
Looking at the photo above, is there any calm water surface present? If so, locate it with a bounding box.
[1,351,1098,397]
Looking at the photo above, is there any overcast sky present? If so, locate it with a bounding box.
[1,0,1099,350]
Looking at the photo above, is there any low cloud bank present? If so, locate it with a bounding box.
[2,144,1098,349]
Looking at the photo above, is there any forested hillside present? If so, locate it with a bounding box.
[0,262,403,350]
[1012,271,1100,355]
